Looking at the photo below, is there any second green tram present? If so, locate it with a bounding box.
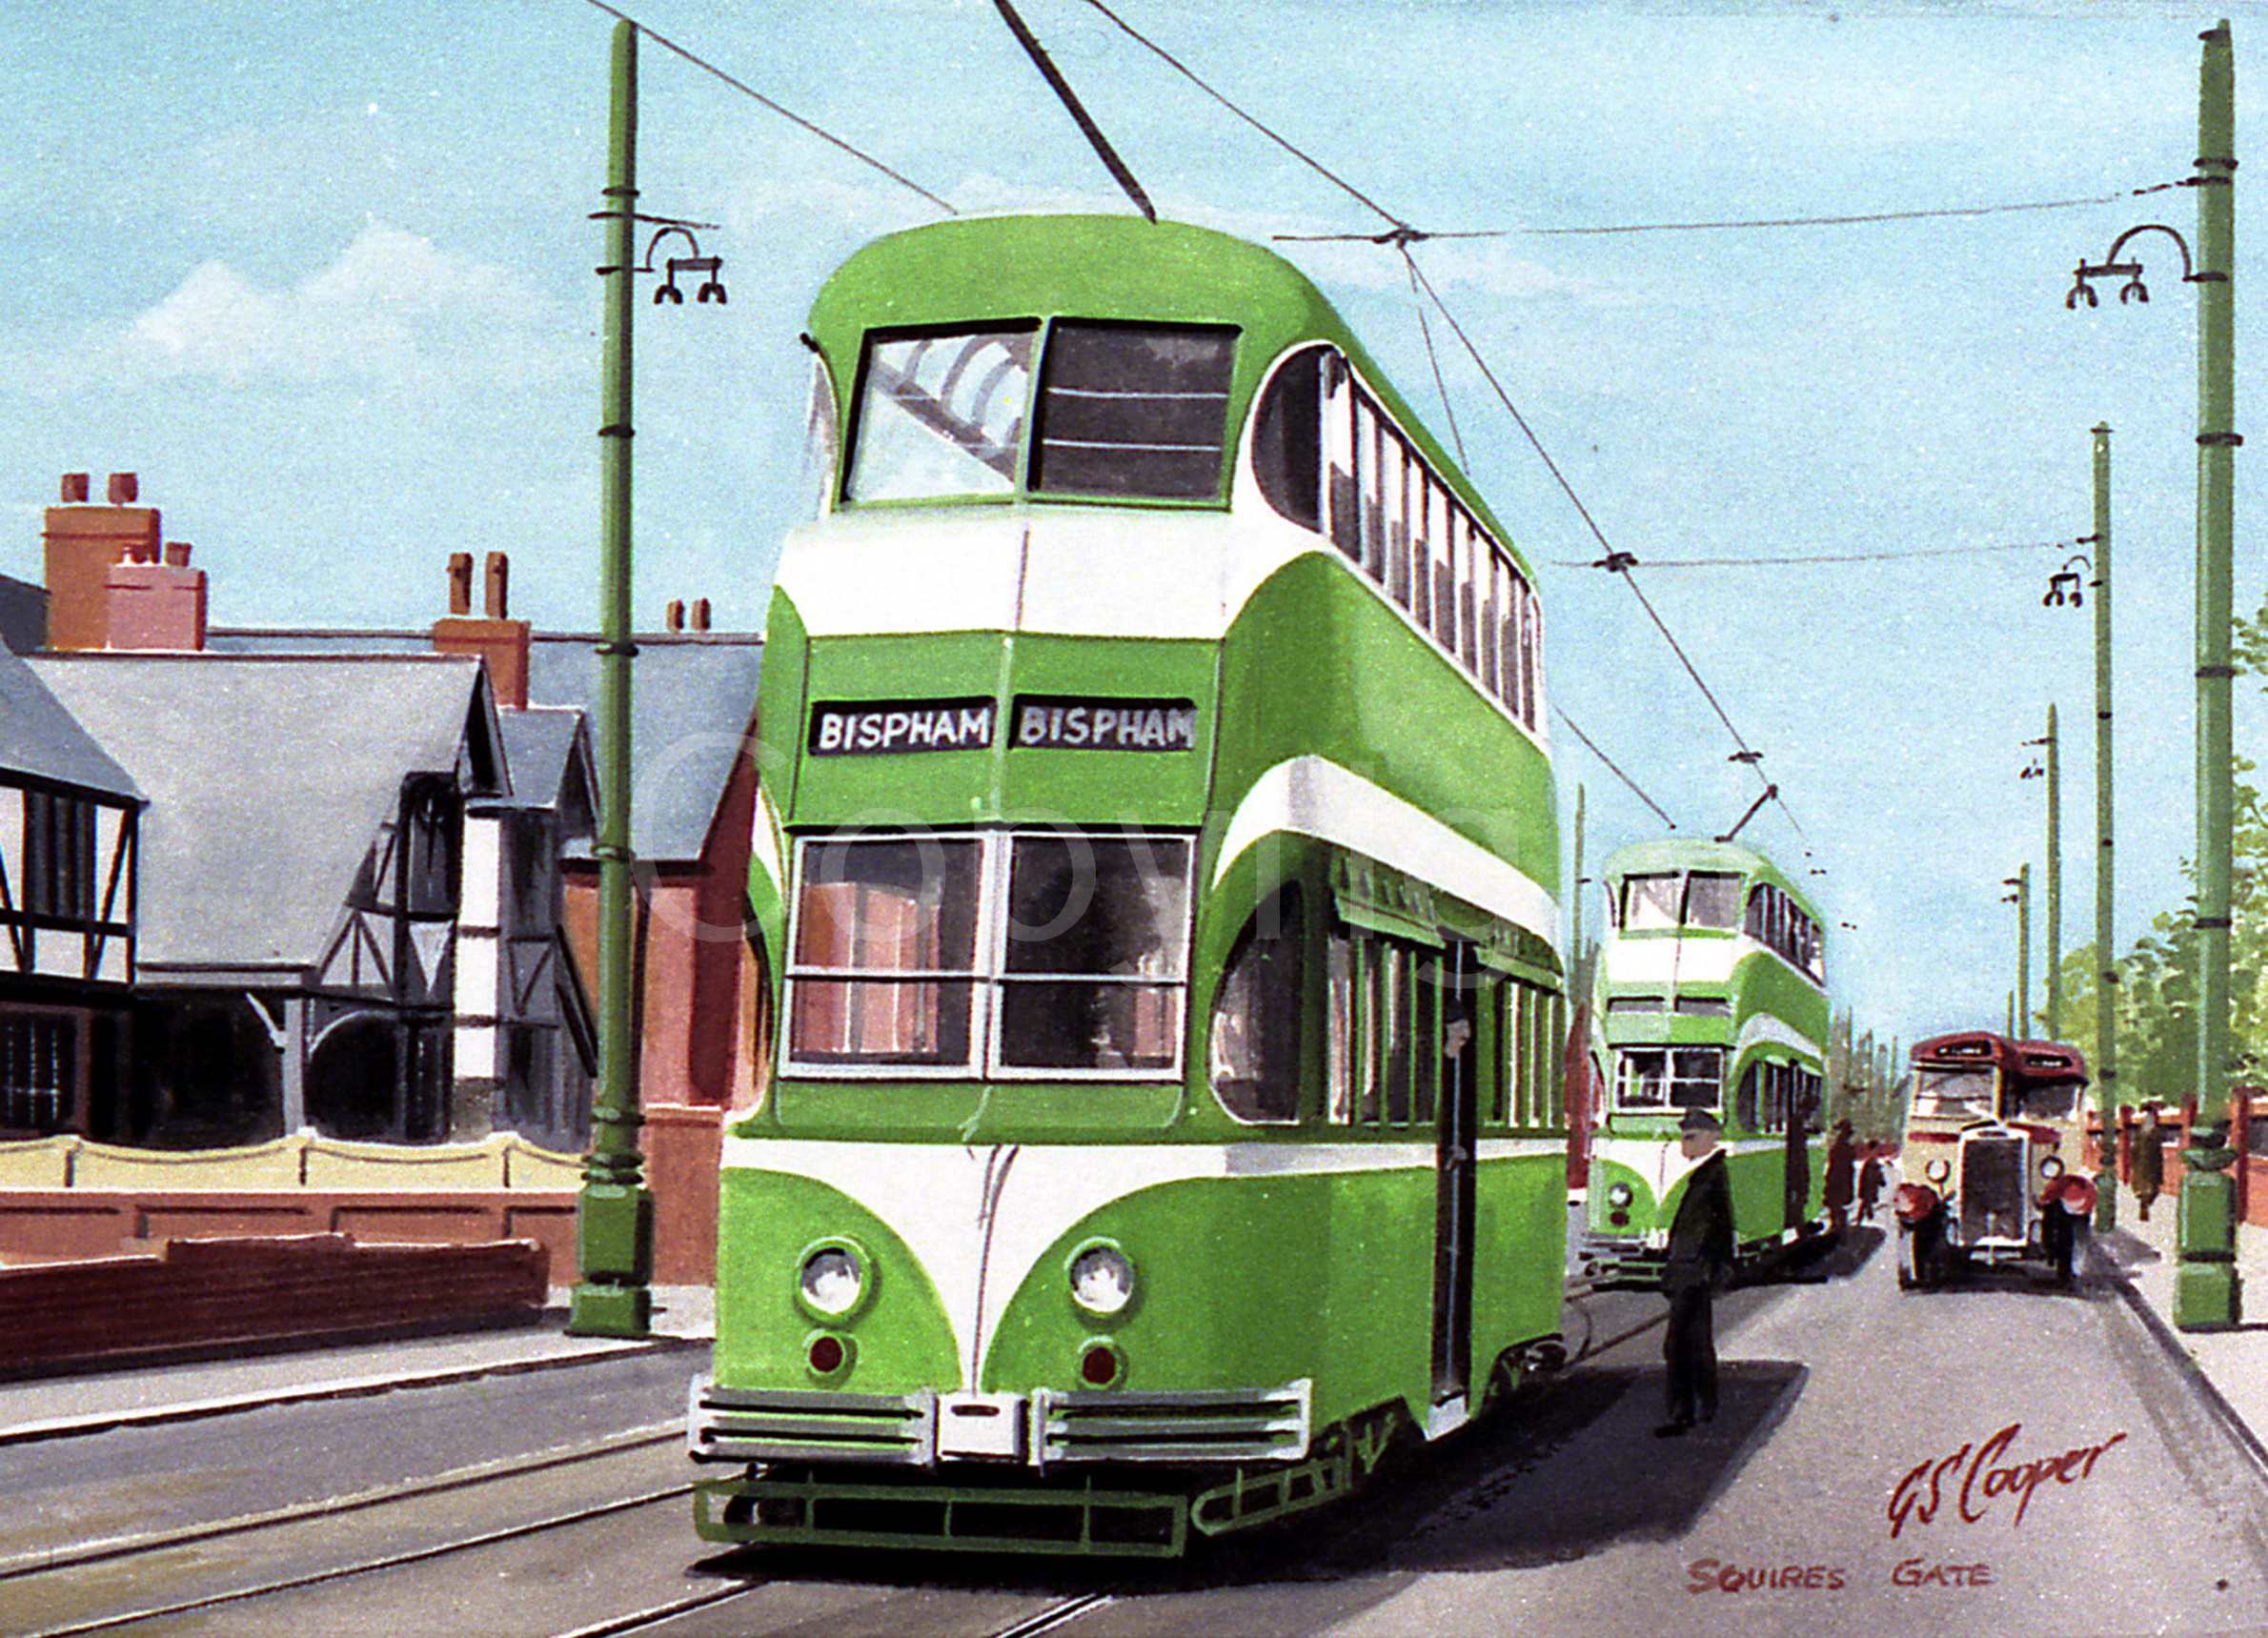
[686,214,1570,1556]
[1578,839,1831,1287]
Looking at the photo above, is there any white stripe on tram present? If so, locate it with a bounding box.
[722,1134,1564,1389]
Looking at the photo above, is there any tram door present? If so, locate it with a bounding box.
[1431,947,1480,1409]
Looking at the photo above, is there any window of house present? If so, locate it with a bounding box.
[0,1012,75,1133]
[23,791,96,921]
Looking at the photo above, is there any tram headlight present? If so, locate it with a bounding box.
[798,1243,866,1318]
[1605,1182,1635,1209]
[2039,1154,2065,1179]
[1925,1157,1951,1184]
[1068,1243,1136,1317]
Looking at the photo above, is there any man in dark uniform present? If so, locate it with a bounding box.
[1657,1106,1735,1437]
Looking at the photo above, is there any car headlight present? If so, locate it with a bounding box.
[799,1244,865,1317]
[1606,1181,1635,1209]
[2039,1154,2065,1179]
[1069,1244,1136,1316]
[1925,1157,1951,1184]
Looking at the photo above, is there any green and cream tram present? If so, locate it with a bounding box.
[1578,839,1830,1286]
[687,214,1569,1556]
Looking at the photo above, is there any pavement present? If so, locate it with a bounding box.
[0,1284,713,1447]
[2086,1194,2268,1477]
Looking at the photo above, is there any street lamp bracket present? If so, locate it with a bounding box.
[2066,223,2196,309]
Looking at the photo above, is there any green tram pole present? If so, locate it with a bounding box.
[2044,703,2061,1042]
[2003,864,2031,1035]
[571,17,656,1337]
[2182,20,2241,1331]
[2092,424,2118,1233]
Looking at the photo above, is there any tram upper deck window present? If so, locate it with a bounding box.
[1683,873,1743,929]
[1252,347,1325,530]
[1030,321,1237,499]
[999,835,1191,1071]
[843,326,1037,503]
[1619,874,1683,931]
[788,838,982,1066]
[1912,1066,1996,1122]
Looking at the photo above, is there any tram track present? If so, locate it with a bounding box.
[10,1432,694,1638]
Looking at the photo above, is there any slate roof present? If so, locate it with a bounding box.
[494,706,597,836]
[204,629,763,865]
[0,647,139,801]
[525,634,762,863]
[30,654,500,973]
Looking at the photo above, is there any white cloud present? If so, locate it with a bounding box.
[120,223,556,387]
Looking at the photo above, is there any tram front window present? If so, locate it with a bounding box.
[1913,1067,1996,1121]
[844,327,1037,503]
[1621,874,1683,931]
[788,838,981,1066]
[1683,872,1743,929]
[1614,1046,1723,1112]
[1030,321,1237,500]
[1000,835,1191,1070]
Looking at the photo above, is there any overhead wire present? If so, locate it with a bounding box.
[1549,536,2088,570]
[582,0,958,215]
[1554,709,1680,831]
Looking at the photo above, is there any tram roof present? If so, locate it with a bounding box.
[1599,836,1820,914]
[804,213,1525,568]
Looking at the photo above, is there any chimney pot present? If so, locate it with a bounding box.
[61,473,90,504]
[665,598,685,633]
[693,597,712,633]
[484,551,509,618]
[447,552,474,617]
[164,541,192,567]
[107,473,137,505]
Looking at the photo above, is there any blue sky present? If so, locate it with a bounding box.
[2,0,2263,1062]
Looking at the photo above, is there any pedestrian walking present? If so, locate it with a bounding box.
[1857,1143,1885,1223]
[2130,1104,2164,1223]
[1823,1119,1856,1232]
[1657,1106,1734,1438]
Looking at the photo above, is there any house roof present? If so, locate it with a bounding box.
[205,628,763,864]
[0,647,139,801]
[525,634,761,863]
[30,653,500,972]
[493,706,597,837]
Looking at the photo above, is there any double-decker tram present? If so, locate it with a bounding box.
[1893,1031,2093,1289]
[687,214,1570,1557]
[1577,839,1830,1287]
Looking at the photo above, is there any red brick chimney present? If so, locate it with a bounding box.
[107,539,209,651]
[433,550,530,709]
[43,473,158,652]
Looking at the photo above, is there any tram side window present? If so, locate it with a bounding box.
[1252,347,1324,530]
[844,327,1037,503]
[1324,922,1456,1129]
[1031,321,1237,500]
[1210,888,1305,1123]
[1000,835,1191,1072]
[788,838,982,1065]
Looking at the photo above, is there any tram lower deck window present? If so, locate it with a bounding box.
[784,831,1193,1077]
[1614,1047,1722,1112]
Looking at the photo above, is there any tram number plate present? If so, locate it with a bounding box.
[937,1391,1028,1462]
[1011,695,1198,752]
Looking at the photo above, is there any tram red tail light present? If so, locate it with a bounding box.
[1893,1183,1940,1223]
